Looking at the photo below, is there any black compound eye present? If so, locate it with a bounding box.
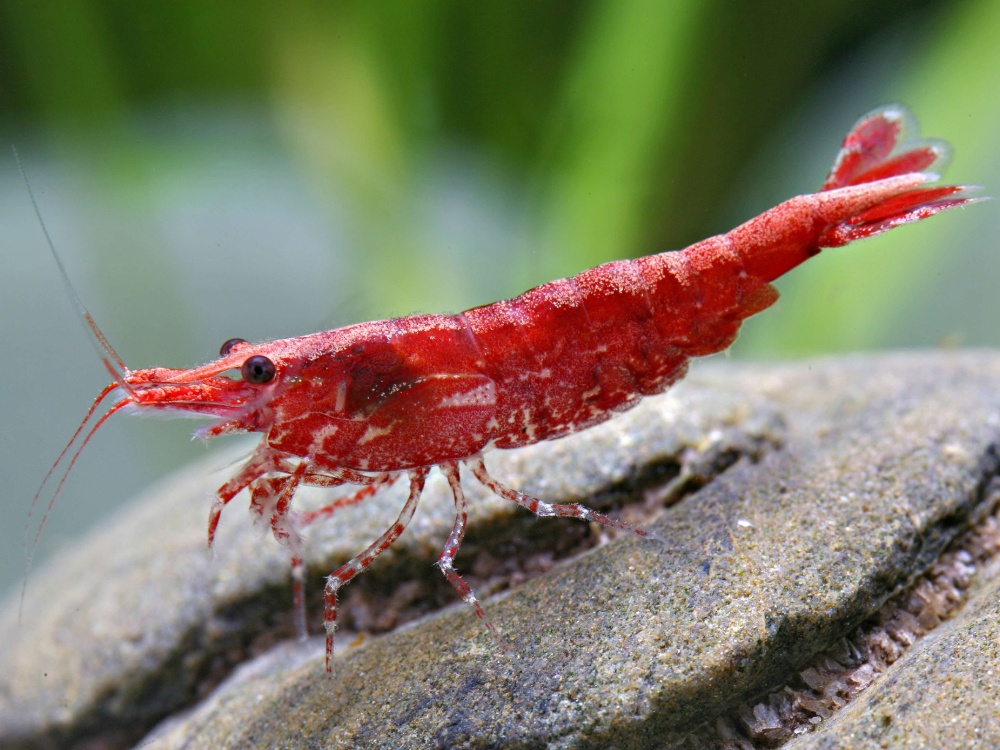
[241,355,276,384]
[219,338,248,357]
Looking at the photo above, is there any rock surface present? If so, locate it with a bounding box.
[2,351,1000,749]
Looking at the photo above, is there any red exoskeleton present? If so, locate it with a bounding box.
[34,105,978,673]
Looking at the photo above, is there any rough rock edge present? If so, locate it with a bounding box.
[685,450,1000,749]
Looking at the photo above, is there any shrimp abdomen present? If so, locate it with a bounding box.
[466,105,975,451]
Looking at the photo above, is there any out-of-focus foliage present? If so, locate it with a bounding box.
[1,0,996,596]
[3,0,995,338]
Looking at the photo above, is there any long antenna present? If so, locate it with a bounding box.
[15,146,136,623]
[12,146,133,393]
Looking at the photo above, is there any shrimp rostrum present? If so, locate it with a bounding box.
[43,105,978,672]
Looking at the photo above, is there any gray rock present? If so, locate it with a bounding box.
[2,352,999,749]
[783,564,1000,750]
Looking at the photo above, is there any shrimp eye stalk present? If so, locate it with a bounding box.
[220,338,248,356]
[242,355,275,384]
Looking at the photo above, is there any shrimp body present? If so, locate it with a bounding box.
[46,105,977,672]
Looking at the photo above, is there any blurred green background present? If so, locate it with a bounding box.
[1,0,997,598]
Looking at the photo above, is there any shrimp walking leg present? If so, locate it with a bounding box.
[298,473,400,527]
[208,445,277,546]
[322,466,429,673]
[285,471,400,637]
[225,461,403,642]
[468,456,661,541]
[437,463,506,648]
[265,465,309,638]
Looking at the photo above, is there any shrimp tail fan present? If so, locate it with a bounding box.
[818,104,983,247]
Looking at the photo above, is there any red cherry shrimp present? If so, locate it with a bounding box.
[26,105,980,673]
